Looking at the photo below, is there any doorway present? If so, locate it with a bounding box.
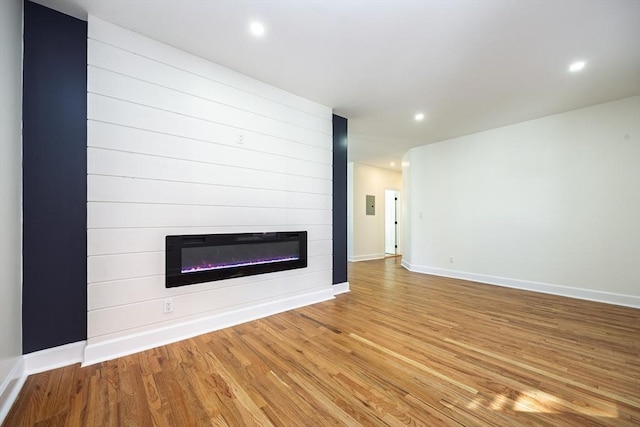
[384,189,400,255]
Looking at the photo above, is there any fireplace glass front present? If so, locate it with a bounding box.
[165,231,307,288]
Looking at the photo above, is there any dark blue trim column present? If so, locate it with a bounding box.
[22,1,87,353]
[332,115,348,285]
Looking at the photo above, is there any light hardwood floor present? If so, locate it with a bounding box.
[4,257,639,426]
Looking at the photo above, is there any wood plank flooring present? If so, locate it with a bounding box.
[4,257,640,426]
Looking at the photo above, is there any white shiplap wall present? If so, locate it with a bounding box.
[85,17,335,365]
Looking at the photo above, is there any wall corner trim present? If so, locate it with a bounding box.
[24,341,86,375]
[348,253,386,262]
[401,260,640,309]
[0,357,26,424]
[83,287,335,366]
[1,341,86,422]
[333,282,350,295]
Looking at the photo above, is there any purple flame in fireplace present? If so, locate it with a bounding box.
[181,241,300,274]
[181,255,299,274]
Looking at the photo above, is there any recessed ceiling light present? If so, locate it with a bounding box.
[568,61,586,72]
[250,22,265,37]
[390,162,396,167]
[414,113,425,121]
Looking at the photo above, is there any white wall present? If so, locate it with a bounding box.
[403,96,640,307]
[85,17,335,364]
[0,0,24,420]
[347,162,402,261]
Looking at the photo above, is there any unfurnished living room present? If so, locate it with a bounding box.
[1,0,639,425]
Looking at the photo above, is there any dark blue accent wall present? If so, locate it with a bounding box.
[22,1,88,353]
[332,115,348,285]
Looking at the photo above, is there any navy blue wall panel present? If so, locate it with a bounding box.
[23,1,87,353]
[332,115,348,285]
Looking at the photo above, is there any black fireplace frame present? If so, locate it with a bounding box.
[165,231,307,288]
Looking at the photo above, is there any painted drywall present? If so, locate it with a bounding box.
[0,0,23,419]
[403,96,640,307]
[347,162,402,261]
[85,17,335,364]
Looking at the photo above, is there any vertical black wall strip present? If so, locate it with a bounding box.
[23,1,87,353]
[332,115,348,285]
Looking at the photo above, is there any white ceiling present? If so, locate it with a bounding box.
[35,0,640,171]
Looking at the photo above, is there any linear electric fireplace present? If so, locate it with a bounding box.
[165,231,307,288]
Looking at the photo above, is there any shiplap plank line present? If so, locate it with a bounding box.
[87,148,331,195]
[86,237,332,260]
[89,120,330,166]
[87,226,332,256]
[87,256,332,310]
[87,270,332,337]
[88,66,331,146]
[89,17,331,119]
[85,285,334,348]
[88,93,330,153]
[87,96,332,163]
[88,175,331,209]
[87,248,332,285]
[87,40,331,134]
[87,252,331,290]
[87,203,331,229]
[88,122,330,179]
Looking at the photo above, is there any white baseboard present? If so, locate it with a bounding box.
[401,260,640,308]
[0,286,338,419]
[348,253,385,262]
[84,287,335,366]
[24,341,86,375]
[0,357,25,425]
[333,282,350,294]
[0,341,87,424]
